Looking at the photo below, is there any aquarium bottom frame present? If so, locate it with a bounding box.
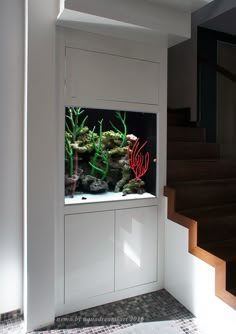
[64,191,155,205]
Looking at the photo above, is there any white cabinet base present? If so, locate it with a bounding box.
[57,280,162,317]
[115,207,158,291]
[65,211,115,305]
[58,206,160,316]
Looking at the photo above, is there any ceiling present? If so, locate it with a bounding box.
[58,0,215,47]
[146,0,214,12]
[202,7,236,36]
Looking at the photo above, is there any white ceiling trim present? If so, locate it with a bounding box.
[57,0,215,47]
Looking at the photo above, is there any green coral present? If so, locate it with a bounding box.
[89,119,109,181]
[110,111,127,147]
[65,132,73,177]
[65,107,88,177]
[65,107,88,143]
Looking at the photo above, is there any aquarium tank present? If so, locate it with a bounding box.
[65,107,157,204]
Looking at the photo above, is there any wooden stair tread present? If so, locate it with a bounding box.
[199,238,236,261]
[168,126,206,142]
[228,288,236,296]
[169,177,236,186]
[180,203,236,220]
[170,179,236,210]
[181,204,236,244]
[167,160,236,182]
[168,142,220,160]
[167,108,190,126]
[168,159,236,164]
[166,108,236,309]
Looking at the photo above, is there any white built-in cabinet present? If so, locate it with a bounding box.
[56,28,166,316]
[64,206,158,307]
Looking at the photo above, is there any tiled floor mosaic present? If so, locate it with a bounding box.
[1,290,205,334]
[0,316,24,334]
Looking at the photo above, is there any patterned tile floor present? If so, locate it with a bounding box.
[0,316,24,334]
[1,290,205,334]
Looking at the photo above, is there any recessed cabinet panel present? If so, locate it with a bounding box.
[115,206,158,291]
[65,211,114,304]
[66,48,160,105]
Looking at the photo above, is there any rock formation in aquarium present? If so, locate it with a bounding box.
[81,175,108,193]
[114,155,131,192]
[65,107,152,199]
[122,178,145,195]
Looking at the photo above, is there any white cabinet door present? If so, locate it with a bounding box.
[65,211,114,304]
[115,206,158,290]
[66,48,160,105]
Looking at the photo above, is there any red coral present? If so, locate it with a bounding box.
[128,138,150,179]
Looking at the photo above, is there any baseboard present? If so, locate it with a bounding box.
[0,309,22,322]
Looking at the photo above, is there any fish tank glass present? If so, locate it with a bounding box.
[65,107,157,204]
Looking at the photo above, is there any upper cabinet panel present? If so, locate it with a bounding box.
[65,48,160,105]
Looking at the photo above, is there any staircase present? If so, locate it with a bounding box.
[165,108,236,309]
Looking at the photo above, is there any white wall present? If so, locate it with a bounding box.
[25,0,58,331]
[217,42,236,158]
[167,28,197,120]
[168,0,235,121]
[0,0,24,314]
[165,219,236,334]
